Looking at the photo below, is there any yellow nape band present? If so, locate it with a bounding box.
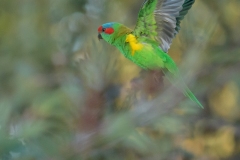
[125,34,143,55]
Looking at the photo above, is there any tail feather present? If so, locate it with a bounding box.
[184,88,204,109]
[162,69,204,108]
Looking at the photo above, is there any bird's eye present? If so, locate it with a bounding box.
[102,28,106,32]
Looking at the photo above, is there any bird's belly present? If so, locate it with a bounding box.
[128,45,165,70]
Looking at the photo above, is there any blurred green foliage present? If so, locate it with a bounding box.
[0,0,240,159]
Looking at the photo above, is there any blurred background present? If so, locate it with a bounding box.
[0,0,240,159]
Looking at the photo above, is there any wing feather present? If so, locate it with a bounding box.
[133,0,195,52]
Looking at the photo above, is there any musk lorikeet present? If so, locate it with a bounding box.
[97,0,203,108]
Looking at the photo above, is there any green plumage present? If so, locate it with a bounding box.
[98,0,203,108]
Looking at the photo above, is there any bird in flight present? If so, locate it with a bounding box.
[98,0,203,108]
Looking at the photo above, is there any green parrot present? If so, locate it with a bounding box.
[98,0,203,108]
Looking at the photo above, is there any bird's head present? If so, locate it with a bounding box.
[98,22,119,44]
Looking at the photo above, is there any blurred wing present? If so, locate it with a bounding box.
[133,0,195,52]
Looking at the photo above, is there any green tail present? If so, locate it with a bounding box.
[183,87,204,109]
[162,69,204,108]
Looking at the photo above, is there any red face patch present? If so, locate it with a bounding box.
[104,28,114,34]
[98,26,103,32]
[98,26,114,34]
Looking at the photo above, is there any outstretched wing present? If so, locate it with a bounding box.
[133,0,195,52]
